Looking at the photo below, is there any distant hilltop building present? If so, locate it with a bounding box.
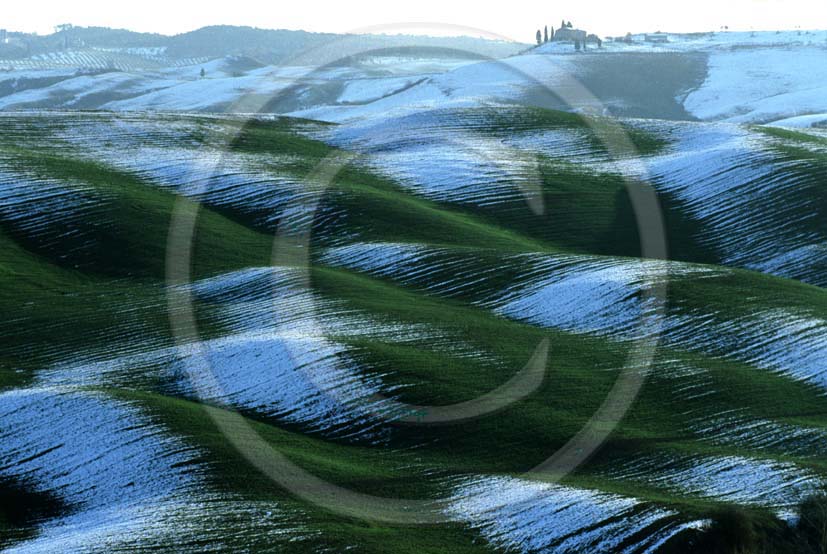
[552,21,588,43]
[534,20,602,49]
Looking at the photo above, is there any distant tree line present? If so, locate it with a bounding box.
[535,23,557,45]
[533,20,606,51]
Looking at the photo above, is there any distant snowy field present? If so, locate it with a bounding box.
[684,46,827,124]
[534,30,827,126]
[1,30,825,126]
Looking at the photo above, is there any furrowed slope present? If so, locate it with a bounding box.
[1,111,827,553]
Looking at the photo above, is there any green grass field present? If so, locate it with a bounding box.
[2,110,827,553]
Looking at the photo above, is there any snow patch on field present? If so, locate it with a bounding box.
[636,120,827,286]
[0,165,110,261]
[338,76,425,104]
[35,268,392,433]
[603,453,823,508]
[0,169,99,236]
[322,242,827,394]
[0,72,166,110]
[37,266,491,434]
[318,108,547,207]
[322,243,707,338]
[684,47,827,124]
[767,113,827,129]
[0,387,307,553]
[291,53,584,123]
[8,499,306,554]
[103,72,286,111]
[36,114,329,232]
[689,409,827,457]
[681,308,827,390]
[506,262,827,391]
[446,475,698,553]
[490,254,690,337]
[0,388,200,508]
[320,241,514,300]
[320,241,429,275]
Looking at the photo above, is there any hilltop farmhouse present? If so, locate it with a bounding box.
[552,21,588,43]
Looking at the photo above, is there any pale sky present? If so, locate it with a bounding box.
[5,0,827,41]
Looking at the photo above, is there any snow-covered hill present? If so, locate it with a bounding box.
[536,30,827,126]
[0,30,824,127]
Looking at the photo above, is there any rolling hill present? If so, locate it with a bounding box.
[1,27,827,554]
